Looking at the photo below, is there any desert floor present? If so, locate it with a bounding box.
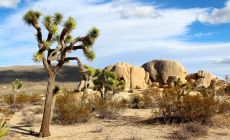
[1,79,230,140]
[2,103,230,140]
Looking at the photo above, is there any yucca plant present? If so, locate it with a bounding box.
[0,120,8,138]
[93,70,125,100]
[11,79,23,104]
[23,10,100,137]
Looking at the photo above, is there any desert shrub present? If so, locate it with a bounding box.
[169,122,207,140]
[0,120,8,138]
[93,95,124,119]
[53,93,92,124]
[129,94,144,109]
[3,92,42,105]
[141,87,162,108]
[150,83,230,123]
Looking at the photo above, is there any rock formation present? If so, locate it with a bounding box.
[105,62,150,90]
[186,70,217,88]
[142,60,187,86]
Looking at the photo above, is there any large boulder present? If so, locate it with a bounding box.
[105,62,149,90]
[142,60,187,86]
[186,70,217,88]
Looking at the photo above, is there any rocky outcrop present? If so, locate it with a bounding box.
[186,70,217,88]
[105,62,150,90]
[142,60,187,86]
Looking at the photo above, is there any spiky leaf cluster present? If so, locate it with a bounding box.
[43,13,63,34]
[53,13,63,25]
[64,34,73,43]
[84,65,96,76]
[23,10,41,25]
[44,41,50,49]
[33,52,44,63]
[64,17,76,31]
[83,49,96,61]
[0,120,8,138]
[88,27,100,39]
[83,27,100,47]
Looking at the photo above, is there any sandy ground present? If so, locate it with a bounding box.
[2,106,230,140]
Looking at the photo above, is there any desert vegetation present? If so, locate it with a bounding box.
[22,10,100,137]
[0,2,230,140]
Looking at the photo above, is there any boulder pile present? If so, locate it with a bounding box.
[98,60,218,90]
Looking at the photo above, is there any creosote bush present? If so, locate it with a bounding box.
[149,83,230,124]
[53,93,92,124]
[93,95,124,119]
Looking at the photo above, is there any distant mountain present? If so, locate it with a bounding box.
[0,65,81,84]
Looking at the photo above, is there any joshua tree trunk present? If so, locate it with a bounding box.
[39,73,56,137]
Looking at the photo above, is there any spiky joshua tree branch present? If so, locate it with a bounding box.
[23,10,99,137]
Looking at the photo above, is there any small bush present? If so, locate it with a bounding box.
[169,122,208,140]
[93,95,124,119]
[129,94,144,109]
[3,93,42,105]
[53,93,92,124]
[150,84,230,123]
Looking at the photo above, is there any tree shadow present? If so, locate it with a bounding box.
[10,125,39,137]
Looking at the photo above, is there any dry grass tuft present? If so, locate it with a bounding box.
[210,113,230,127]
[169,122,208,140]
[93,95,124,119]
[3,93,42,105]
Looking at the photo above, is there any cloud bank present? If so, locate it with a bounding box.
[198,0,230,24]
[0,0,20,8]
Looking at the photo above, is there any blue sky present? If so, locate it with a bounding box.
[0,0,230,77]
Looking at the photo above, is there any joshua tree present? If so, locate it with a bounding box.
[11,79,23,104]
[93,70,125,100]
[23,10,99,137]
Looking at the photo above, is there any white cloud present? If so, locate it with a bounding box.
[193,32,212,37]
[120,5,160,19]
[197,0,230,24]
[216,56,230,64]
[0,0,20,8]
